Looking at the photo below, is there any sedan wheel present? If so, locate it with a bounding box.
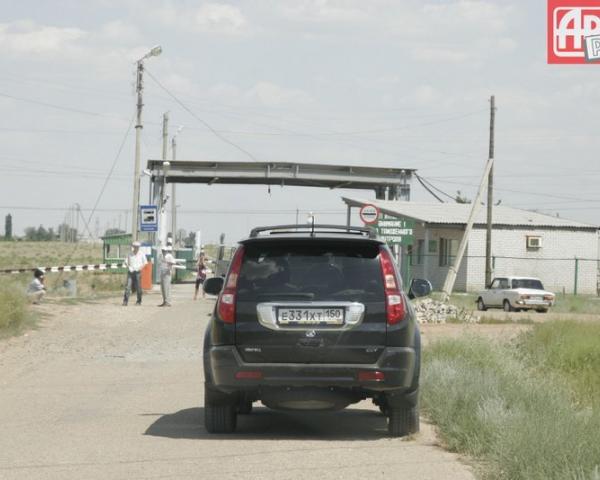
[477,298,487,311]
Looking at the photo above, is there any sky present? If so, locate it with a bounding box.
[0,0,599,245]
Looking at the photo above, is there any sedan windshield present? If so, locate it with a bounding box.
[511,279,544,289]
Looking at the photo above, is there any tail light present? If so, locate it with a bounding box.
[379,247,405,325]
[358,370,385,382]
[217,246,245,324]
[235,370,263,380]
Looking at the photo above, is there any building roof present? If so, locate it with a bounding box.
[342,197,598,230]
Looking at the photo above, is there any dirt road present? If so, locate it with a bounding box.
[0,285,475,480]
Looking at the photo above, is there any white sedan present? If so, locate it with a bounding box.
[476,276,555,313]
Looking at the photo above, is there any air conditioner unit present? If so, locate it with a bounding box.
[527,236,542,249]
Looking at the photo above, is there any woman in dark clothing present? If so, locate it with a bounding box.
[194,254,207,300]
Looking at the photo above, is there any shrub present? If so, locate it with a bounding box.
[422,335,600,480]
[0,279,28,332]
[518,321,600,407]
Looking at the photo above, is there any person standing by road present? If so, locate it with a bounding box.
[193,253,208,300]
[27,269,47,304]
[158,245,177,307]
[122,241,147,306]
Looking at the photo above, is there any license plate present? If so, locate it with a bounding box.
[277,308,344,325]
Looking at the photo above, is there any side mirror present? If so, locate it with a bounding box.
[204,277,224,296]
[408,278,432,299]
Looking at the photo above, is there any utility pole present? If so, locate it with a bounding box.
[157,112,170,248]
[131,61,144,243]
[171,134,177,245]
[485,96,496,287]
[75,203,80,242]
[162,112,169,162]
[130,45,162,243]
[442,156,494,302]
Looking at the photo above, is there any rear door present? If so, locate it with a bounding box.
[235,239,387,364]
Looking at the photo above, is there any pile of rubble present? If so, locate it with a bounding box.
[413,298,480,324]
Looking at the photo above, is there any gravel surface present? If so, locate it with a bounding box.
[0,285,475,480]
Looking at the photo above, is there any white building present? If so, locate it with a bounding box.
[343,198,599,294]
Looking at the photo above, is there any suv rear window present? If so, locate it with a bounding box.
[511,279,544,289]
[237,241,384,302]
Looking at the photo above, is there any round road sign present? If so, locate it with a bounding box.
[359,204,380,225]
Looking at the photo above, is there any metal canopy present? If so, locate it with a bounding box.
[146,160,414,199]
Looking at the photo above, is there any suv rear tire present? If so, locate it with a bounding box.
[388,403,419,437]
[204,402,237,433]
[238,400,253,415]
[204,384,237,433]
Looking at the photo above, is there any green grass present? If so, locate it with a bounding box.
[0,242,122,336]
[432,291,600,316]
[550,295,600,315]
[0,278,35,337]
[518,321,600,407]
[477,316,534,325]
[422,330,600,480]
[0,241,103,270]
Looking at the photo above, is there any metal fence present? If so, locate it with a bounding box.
[405,253,600,295]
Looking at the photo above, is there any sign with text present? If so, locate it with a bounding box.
[548,0,600,63]
[375,215,414,247]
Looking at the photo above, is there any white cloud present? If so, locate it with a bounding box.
[412,85,440,105]
[0,20,86,55]
[280,0,368,23]
[205,81,315,108]
[148,2,249,35]
[97,20,141,43]
[195,3,247,34]
[244,81,315,108]
[411,46,470,63]
[421,0,514,34]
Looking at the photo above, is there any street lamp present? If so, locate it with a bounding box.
[130,45,162,242]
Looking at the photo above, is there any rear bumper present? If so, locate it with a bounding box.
[514,299,553,308]
[207,345,416,393]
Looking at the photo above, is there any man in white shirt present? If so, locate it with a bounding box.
[27,269,46,304]
[122,241,147,306]
[158,245,184,306]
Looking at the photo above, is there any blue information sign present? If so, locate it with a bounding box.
[139,205,158,232]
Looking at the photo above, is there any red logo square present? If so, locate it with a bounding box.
[548,0,600,63]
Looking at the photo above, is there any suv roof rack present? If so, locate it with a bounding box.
[249,224,378,239]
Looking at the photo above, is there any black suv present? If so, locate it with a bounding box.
[203,224,431,437]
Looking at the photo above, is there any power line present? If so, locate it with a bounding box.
[0,205,346,215]
[0,91,120,119]
[424,177,600,204]
[144,69,260,162]
[415,173,444,203]
[82,112,136,237]
[416,174,456,202]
